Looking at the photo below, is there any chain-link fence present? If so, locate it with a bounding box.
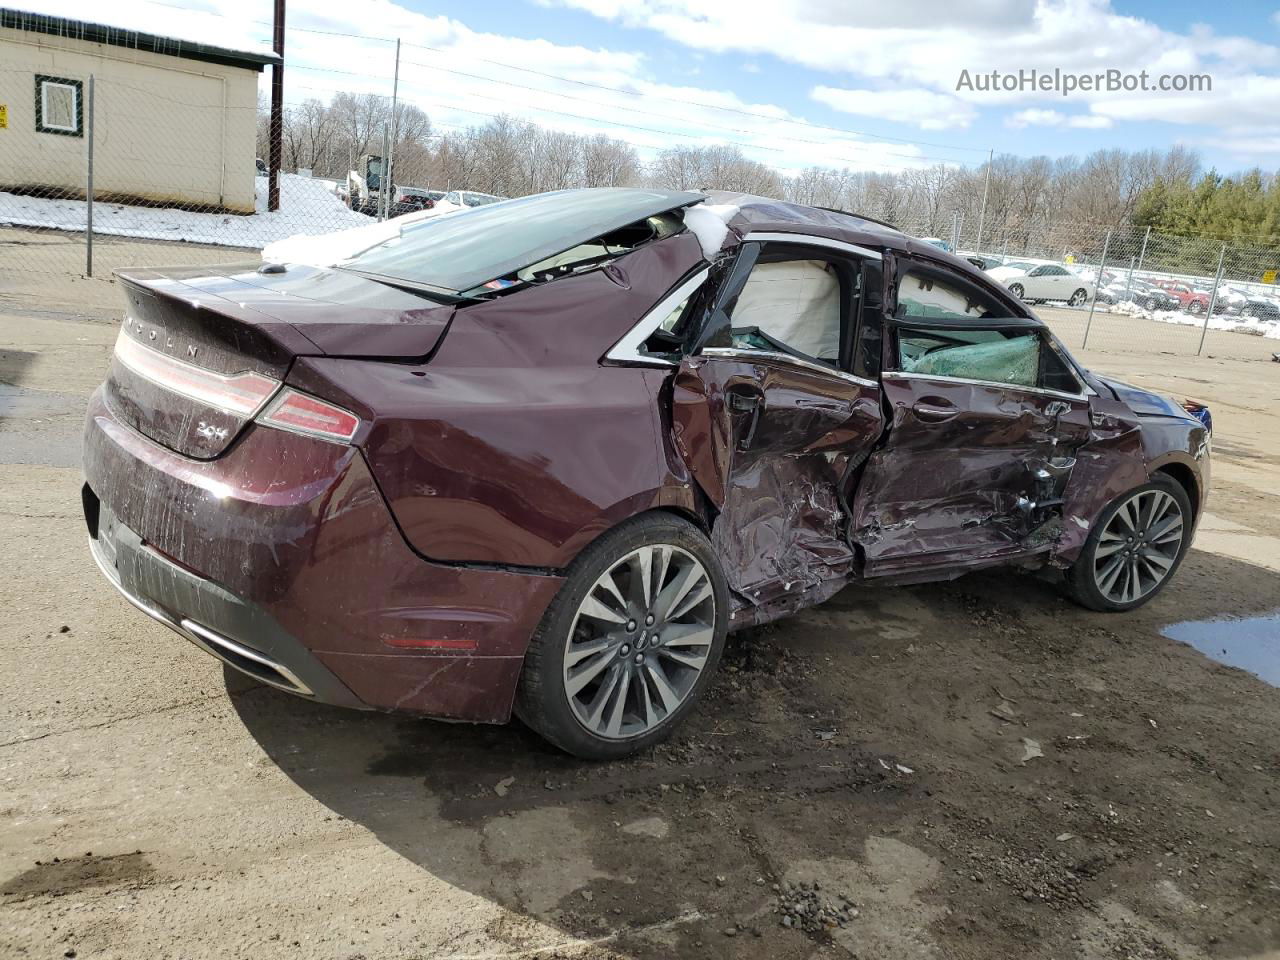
[4,69,1279,361]
[1,65,371,282]
[886,213,1280,360]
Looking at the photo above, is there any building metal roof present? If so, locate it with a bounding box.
[1,8,280,71]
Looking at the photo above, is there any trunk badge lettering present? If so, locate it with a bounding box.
[196,421,228,442]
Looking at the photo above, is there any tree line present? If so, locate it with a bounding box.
[259,91,1209,252]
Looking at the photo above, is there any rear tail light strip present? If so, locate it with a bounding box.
[114,329,278,417]
[257,388,361,444]
[113,328,362,444]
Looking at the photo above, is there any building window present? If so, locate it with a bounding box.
[35,75,83,137]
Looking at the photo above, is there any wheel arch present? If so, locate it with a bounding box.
[1152,460,1200,521]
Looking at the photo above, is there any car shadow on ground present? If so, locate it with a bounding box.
[227,550,1280,958]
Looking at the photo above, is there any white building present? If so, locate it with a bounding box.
[0,8,277,213]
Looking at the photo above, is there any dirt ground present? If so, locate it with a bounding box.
[2,262,1279,960]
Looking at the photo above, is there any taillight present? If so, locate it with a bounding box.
[114,329,278,416]
[257,388,360,443]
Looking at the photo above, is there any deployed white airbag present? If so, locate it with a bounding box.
[731,260,841,360]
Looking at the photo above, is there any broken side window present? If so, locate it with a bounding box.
[900,328,1040,387]
[897,325,1081,393]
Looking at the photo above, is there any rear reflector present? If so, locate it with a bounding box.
[257,388,360,443]
[114,329,279,416]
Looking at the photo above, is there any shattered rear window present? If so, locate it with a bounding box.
[341,188,702,295]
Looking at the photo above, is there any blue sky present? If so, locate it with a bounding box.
[36,0,1280,176]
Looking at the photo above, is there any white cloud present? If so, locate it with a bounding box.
[811,87,977,130]
[544,0,1280,135]
[1006,109,1113,129]
[20,0,944,174]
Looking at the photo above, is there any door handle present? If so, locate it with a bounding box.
[728,390,762,451]
[911,397,958,422]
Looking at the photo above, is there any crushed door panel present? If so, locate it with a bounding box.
[671,353,883,619]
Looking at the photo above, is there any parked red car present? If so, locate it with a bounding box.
[1152,279,1212,314]
[83,189,1211,758]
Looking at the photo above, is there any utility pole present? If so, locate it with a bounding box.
[381,38,401,222]
[975,147,992,253]
[268,0,286,212]
[377,125,390,221]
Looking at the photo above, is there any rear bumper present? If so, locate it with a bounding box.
[82,386,564,723]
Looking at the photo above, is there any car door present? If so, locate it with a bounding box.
[1022,265,1052,299]
[1052,266,1076,299]
[670,238,886,615]
[1043,265,1072,299]
[850,262,1094,579]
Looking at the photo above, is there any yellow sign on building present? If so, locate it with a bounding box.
[0,105,8,129]
[1263,270,1277,284]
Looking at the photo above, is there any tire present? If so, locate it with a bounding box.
[1068,288,1088,306]
[515,513,729,760]
[1063,476,1193,613]
[1188,301,1204,315]
[1008,283,1025,299]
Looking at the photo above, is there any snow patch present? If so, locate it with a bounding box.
[0,174,369,249]
[262,204,468,266]
[683,203,739,259]
[1100,301,1280,340]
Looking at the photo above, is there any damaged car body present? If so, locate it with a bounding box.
[81,188,1211,759]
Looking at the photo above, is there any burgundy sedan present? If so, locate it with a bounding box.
[83,189,1210,759]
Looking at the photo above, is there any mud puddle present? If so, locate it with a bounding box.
[1162,611,1280,687]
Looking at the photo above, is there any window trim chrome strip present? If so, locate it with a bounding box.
[603,267,710,367]
[743,230,883,261]
[702,346,878,389]
[883,369,1090,403]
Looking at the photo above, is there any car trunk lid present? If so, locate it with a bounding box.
[108,264,453,458]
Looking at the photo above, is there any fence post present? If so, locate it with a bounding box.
[1000,236,1009,262]
[1082,229,1111,349]
[1135,225,1150,275]
[1123,256,1135,300]
[85,74,95,278]
[1197,243,1227,357]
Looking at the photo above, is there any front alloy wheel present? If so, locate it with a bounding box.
[1065,477,1192,612]
[1008,283,1025,299]
[1068,288,1088,306]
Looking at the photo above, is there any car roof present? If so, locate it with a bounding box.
[706,191,999,286]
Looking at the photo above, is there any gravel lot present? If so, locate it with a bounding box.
[2,263,1278,960]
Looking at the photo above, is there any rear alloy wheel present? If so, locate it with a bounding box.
[1068,288,1088,306]
[1008,283,1025,300]
[516,514,728,759]
[1188,300,1204,315]
[1065,477,1192,612]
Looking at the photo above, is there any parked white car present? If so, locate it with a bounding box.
[988,263,1095,306]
